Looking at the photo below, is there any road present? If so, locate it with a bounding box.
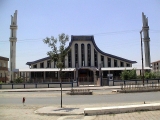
[0,90,160,106]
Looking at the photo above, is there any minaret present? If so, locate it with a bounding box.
[142,12,151,67]
[10,10,18,82]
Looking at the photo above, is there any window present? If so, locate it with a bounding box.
[33,64,37,68]
[68,50,72,68]
[4,63,6,67]
[94,49,98,67]
[47,60,51,68]
[81,44,85,66]
[87,44,91,66]
[0,62,1,67]
[0,73,2,77]
[114,60,117,67]
[54,61,57,68]
[126,63,130,67]
[120,62,124,67]
[40,62,44,68]
[101,55,104,67]
[75,44,78,67]
[108,58,111,67]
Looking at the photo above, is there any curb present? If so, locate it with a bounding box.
[34,111,84,116]
[34,107,84,116]
[84,103,160,115]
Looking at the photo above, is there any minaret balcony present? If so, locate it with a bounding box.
[142,26,149,30]
[10,25,17,29]
[10,37,17,42]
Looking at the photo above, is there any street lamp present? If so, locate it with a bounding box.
[140,30,144,86]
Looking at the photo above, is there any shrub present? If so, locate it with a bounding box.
[14,77,23,83]
[154,71,160,79]
[120,69,137,80]
[144,72,156,79]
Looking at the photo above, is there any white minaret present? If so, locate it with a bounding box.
[142,12,151,67]
[10,10,18,82]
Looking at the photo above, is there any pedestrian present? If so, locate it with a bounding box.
[22,97,25,106]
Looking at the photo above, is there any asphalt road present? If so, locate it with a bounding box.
[0,91,160,105]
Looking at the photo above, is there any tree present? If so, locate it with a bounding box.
[43,33,69,108]
[120,69,129,80]
[128,69,137,79]
[120,69,137,80]
[144,71,156,79]
[154,71,160,79]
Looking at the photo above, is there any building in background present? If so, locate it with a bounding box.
[0,56,9,83]
[151,60,160,72]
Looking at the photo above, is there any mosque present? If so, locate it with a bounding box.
[9,10,151,85]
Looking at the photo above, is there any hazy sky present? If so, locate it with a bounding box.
[0,0,160,69]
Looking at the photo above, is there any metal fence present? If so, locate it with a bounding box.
[112,79,160,86]
[121,82,160,90]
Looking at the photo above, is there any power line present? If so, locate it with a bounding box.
[1,29,160,42]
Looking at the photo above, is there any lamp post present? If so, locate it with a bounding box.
[140,30,144,86]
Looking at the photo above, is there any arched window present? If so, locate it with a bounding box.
[81,44,85,66]
[75,44,78,67]
[87,44,91,66]
[94,49,98,67]
[68,50,72,68]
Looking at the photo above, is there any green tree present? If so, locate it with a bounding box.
[120,69,129,80]
[154,71,160,78]
[144,71,156,79]
[128,69,137,79]
[14,77,23,83]
[120,69,137,80]
[43,33,69,108]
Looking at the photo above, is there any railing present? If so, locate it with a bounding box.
[121,82,160,90]
[112,79,160,86]
[0,82,78,89]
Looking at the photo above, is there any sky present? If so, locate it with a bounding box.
[0,0,160,69]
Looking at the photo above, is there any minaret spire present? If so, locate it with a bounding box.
[142,12,151,67]
[10,10,18,82]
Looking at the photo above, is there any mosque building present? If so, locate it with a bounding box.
[9,10,152,85]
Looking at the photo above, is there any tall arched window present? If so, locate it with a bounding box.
[94,49,98,67]
[68,50,72,68]
[81,44,85,66]
[87,44,91,66]
[75,44,78,67]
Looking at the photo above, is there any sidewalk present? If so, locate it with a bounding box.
[0,86,120,92]
[34,103,160,116]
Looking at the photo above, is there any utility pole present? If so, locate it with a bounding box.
[140,30,144,86]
